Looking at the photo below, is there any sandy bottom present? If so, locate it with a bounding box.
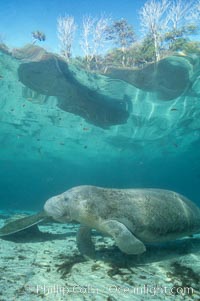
[0,211,200,301]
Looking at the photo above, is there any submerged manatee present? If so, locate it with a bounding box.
[1,186,200,256]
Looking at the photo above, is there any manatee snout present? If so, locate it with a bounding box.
[44,194,71,222]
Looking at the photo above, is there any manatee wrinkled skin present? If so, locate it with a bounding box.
[44,185,200,256]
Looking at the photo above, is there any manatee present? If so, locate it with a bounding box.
[1,185,200,257]
[16,45,130,128]
[105,55,194,100]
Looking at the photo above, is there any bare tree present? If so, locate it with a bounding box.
[93,16,110,55]
[168,0,196,31]
[139,0,170,62]
[163,0,199,50]
[185,0,200,27]
[80,15,111,69]
[57,15,77,61]
[80,15,95,63]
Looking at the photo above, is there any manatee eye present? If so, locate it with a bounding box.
[64,196,69,202]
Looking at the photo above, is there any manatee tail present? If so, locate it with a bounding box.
[0,210,48,236]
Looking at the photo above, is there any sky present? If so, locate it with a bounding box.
[0,0,146,55]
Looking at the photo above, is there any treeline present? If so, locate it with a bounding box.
[38,0,200,70]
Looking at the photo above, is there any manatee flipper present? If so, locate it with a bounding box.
[100,220,146,255]
[76,225,95,258]
[0,210,48,236]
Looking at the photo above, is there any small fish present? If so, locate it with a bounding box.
[38,147,42,154]
[83,127,90,131]
[170,108,178,111]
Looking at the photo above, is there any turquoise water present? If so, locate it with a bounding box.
[0,48,200,210]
